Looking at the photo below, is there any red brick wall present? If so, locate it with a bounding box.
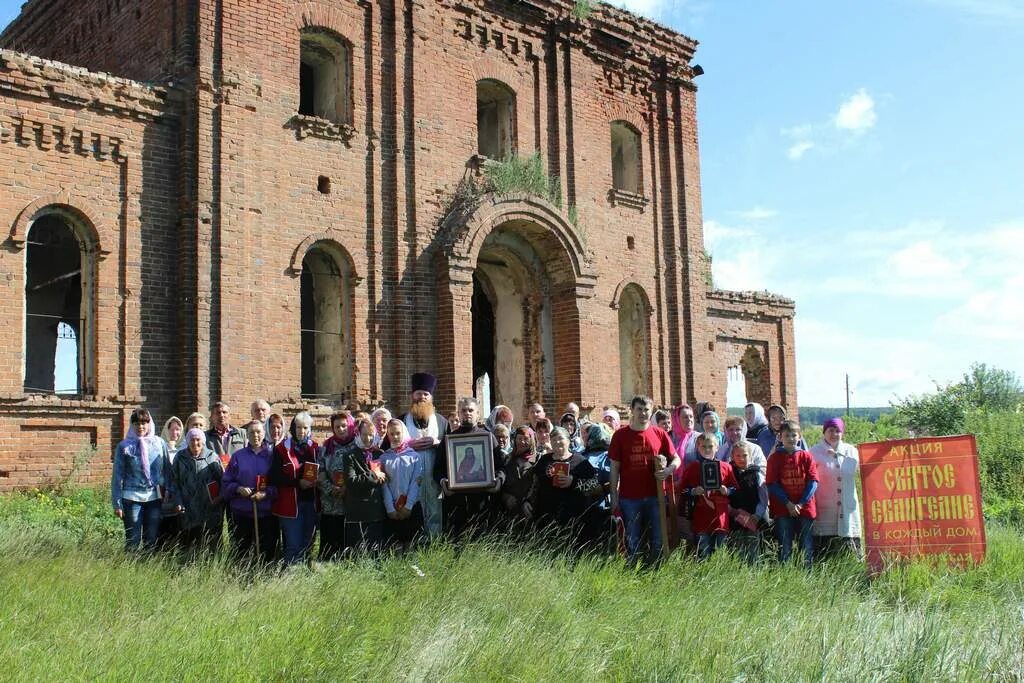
[0,1,798,491]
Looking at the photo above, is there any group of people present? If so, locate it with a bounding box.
[111,372,861,569]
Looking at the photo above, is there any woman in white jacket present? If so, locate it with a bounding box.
[810,417,862,560]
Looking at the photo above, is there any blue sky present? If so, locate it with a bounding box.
[3,1,1021,406]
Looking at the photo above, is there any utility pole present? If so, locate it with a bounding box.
[845,373,851,417]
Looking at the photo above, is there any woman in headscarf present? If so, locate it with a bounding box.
[167,426,225,555]
[601,407,621,432]
[341,418,388,554]
[270,412,320,566]
[222,420,278,564]
[161,416,184,457]
[157,415,185,547]
[370,407,392,440]
[744,402,770,443]
[559,411,583,453]
[700,410,724,445]
[810,417,861,560]
[499,425,538,526]
[670,404,699,466]
[532,427,600,552]
[111,408,169,552]
[317,412,355,561]
[485,404,514,434]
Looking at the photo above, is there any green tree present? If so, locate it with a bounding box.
[893,363,1023,436]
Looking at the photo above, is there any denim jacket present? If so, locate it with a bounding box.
[111,436,169,510]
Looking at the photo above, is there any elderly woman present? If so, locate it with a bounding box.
[341,418,388,553]
[111,408,170,552]
[270,412,320,566]
[485,404,514,434]
[810,417,862,560]
[580,422,614,549]
[744,403,770,443]
[380,419,424,550]
[370,407,392,440]
[168,427,225,555]
[532,427,600,552]
[493,424,513,464]
[500,425,538,525]
[758,404,806,456]
[601,407,621,432]
[316,411,358,561]
[222,420,278,563]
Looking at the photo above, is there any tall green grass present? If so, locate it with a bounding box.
[2,488,1023,680]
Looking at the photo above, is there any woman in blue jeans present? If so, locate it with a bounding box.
[270,412,320,566]
[111,408,170,551]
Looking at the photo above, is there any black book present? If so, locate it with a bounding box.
[700,460,721,491]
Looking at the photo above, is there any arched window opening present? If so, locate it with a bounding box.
[611,121,642,194]
[618,284,651,403]
[477,79,517,160]
[300,245,353,402]
[24,214,89,395]
[299,28,352,124]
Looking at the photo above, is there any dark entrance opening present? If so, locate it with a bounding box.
[471,273,496,390]
[299,262,317,396]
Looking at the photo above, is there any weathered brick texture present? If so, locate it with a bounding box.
[0,0,796,492]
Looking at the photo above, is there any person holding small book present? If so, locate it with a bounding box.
[112,408,170,552]
[316,412,353,561]
[766,420,819,568]
[380,418,424,549]
[532,427,600,552]
[168,427,225,555]
[270,412,320,566]
[341,418,388,553]
[498,425,538,530]
[727,440,768,564]
[222,420,278,564]
[680,433,737,559]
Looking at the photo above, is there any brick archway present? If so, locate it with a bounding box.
[434,193,596,412]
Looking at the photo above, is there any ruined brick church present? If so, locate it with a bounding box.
[0,0,796,490]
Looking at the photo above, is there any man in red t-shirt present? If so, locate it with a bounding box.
[766,420,818,568]
[609,396,679,566]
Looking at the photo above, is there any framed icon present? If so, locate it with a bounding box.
[445,432,494,491]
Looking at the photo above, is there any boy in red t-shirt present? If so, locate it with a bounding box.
[609,396,679,566]
[765,420,818,568]
[680,432,737,559]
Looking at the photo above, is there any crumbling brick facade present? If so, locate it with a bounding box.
[0,0,796,492]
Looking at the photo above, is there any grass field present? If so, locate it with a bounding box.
[1,488,1022,681]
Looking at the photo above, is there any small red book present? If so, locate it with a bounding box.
[369,459,383,475]
[207,480,220,501]
[551,462,570,478]
[332,471,346,487]
[302,461,319,482]
[396,494,408,509]
[255,475,267,492]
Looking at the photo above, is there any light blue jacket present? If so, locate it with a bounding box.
[111,435,169,510]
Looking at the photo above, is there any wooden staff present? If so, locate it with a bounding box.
[655,456,670,560]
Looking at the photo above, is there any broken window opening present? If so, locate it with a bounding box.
[24,213,91,395]
[300,245,353,402]
[477,79,517,160]
[611,121,643,194]
[618,284,651,403]
[299,28,352,124]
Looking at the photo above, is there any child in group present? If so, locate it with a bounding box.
[680,433,737,559]
[766,420,818,568]
[379,419,424,550]
[727,440,768,564]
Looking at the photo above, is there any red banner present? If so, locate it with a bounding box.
[859,434,985,574]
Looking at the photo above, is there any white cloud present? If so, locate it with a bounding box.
[834,88,877,132]
[936,273,1024,341]
[787,141,815,160]
[733,206,778,221]
[781,89,878,160]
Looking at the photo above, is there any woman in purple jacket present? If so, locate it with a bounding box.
[222,420,278,563]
